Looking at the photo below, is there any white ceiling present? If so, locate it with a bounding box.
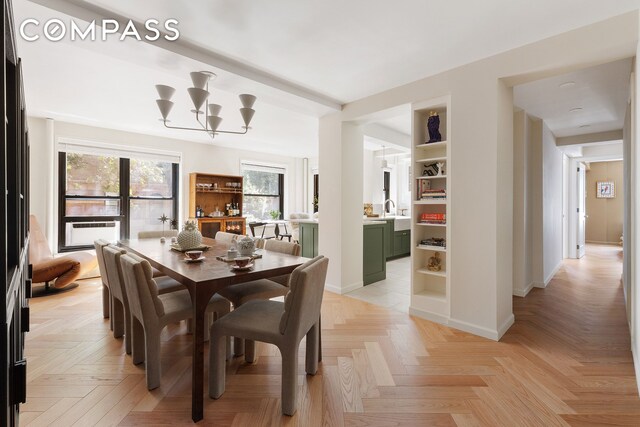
[79,0,640,103]
[514,59,632,138]
[15,0,640,157]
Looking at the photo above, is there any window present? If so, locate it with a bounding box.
[59,152,179,251]
[241,163,285,222]
[383,170,391,212]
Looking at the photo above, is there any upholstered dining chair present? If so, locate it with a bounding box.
[217,239,301,356]
[209,256,328,416]
[94,239,112,324]
[120,252,231,389]
[103,245,186,354]
[29,215,97,295]
[214,231,239,244]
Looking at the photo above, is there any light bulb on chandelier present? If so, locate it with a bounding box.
[155,71,256,139]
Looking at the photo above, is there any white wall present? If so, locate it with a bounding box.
[28,117,306,251]
[321,12,638,340]
[542,122,564,284]
[362,150,411,214]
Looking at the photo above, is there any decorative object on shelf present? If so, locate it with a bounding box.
[596,181,615,198]
[427,252,442,271]
[158,213,170,243]
[177,220,203,250]
[155,71,256,140]
[364,203,373,216]
[436,162,445,176]
[426,111,442,143]
[237,235,256,257]
[420,237,446,248]
[269,210,280,220]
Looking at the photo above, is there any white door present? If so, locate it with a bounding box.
[577,163,586,258]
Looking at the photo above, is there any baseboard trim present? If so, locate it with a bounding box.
[325,281,363,295]
[447,317,502,341]
[543,261,563,286]
[408,306,449,326]
[497,314,516,339]
[513,281,535,297]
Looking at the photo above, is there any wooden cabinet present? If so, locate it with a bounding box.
[393,230,411,257]
[382,218,395,260]
[188,173,246,236]
[363,223,386,285]
[299,222,318,258]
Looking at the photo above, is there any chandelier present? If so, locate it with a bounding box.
[155,71,256,139]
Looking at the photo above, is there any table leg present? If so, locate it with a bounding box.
[190,288,215,422]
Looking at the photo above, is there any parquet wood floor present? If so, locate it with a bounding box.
[20,244,640,426]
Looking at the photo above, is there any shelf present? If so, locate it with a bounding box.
[416,268,447,278]
[196,189,243,194]
[416,245,447,252]
[414,199,447,205]
[416,141,447,149]
[416,222,447,227]
[416,156,447,163]
[416,175,446,180]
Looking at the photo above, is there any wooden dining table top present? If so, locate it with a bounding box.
[118,237,307,289]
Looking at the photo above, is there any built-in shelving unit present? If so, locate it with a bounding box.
[411,96,451,321]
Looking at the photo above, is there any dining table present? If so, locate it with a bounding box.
[118,237,307,422]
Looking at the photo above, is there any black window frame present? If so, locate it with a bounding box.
[58,153,179,252]
[383,170,391,212]
[242,168,285,220]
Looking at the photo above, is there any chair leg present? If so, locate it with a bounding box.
[131,317,145,365]
[112,298,125,339]
[144,331,162,390]
[305,322,319,375]
[123,305,132,355]
[102,285,110,319]
[234,337,245,357]
[226,337,232,361]
[280,345,299,416]
[245,340,256,364]
[208,330,227,399]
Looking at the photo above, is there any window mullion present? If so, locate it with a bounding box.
[121,157,130,239]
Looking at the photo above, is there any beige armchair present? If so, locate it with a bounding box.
[209,256,328,415]
[29,215,97,295]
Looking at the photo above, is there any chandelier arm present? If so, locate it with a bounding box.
[213,127,249,135]
[162,120,213,134]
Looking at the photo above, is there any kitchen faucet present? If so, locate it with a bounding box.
[383,199,395,218]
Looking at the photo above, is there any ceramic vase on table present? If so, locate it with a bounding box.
[177,220,202,250]
[237,235,255,256]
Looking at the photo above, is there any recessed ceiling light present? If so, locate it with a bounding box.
[569,107,583,113]
[559,81,576,88]
[579,124,590,128]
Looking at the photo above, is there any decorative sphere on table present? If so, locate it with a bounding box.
[177,220,202,250]
[427,111,442,143]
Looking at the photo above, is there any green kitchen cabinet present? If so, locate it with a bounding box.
[363,222,386,285]
[299,222,318,258]
[383,218,395,260]
[393,230,411,257]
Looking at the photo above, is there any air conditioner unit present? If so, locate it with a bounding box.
[66,221,120,246]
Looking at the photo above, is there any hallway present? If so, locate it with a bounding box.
[19,244,640,426]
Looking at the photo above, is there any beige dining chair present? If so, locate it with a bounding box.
[137,230,178,239]
[214,231,238,244]
[217,239,301,356]
[103,245,186,354]
[119,252,231,389]
[94,239,113,327]
[209,256,328,416]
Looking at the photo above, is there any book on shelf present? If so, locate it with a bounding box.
[418,220,446,225]
[420,213,446,221]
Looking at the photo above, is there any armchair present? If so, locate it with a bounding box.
[29,215,97,296]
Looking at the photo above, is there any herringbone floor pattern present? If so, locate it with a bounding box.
[20,244,640,426]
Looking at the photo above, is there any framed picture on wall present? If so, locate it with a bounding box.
[596,181,615,198]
